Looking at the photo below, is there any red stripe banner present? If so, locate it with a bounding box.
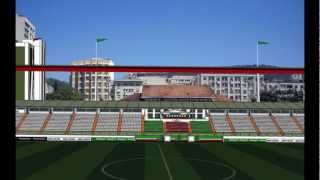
[15,65,304,74]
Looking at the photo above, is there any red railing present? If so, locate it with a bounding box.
[16,65,304,74]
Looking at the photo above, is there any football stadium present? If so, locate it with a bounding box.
[15,64,304,180]
[16,72,304,179]
[16,83,304,141]
[16,99,304,180]
[15,1,309,178]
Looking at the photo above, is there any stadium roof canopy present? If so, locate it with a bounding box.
[16,100,304,110]
[141,85,213,99]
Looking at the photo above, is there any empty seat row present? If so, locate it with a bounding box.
[211,114,231,132]
[16,112,23,123]
[71,113,96,132]
[251,114,278,133]
[45,113,72,132]
[230,115,256,133]
[18,113,47,131]
[275,115,301,133]
[96,113,120,132]
[121,113,142,132]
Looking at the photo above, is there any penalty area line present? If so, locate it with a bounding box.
[157,144,173,180]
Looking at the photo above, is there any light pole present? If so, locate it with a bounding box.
[95,41,98,101]
[95,38,107,101]
[256,40,269,103]
[256,43,260,102]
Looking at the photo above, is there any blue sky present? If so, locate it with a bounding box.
[16,0,304,81]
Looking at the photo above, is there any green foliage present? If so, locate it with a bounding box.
[261,90,303,102]
[46,78,85,100]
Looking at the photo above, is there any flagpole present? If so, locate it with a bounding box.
[95,41,98,101]
[256,42,260,103]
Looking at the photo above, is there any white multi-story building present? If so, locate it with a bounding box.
[70,58,114,101]
[167,75,197,85]
[112,80,143,101]
[262,81,304,92]
[16,14,36,42]
[128,73,169,85]
[128,72,264,102]
[128,73,198,85]
[291,74,304,81]
[45,83,54,94]
[16,39,46,100]
[199,74,262,102]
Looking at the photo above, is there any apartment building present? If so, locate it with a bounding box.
[16,14,36,42]
[112,80,143,101]
[16,39,46,100]
[70,58,114,101]
[199,74,262,102]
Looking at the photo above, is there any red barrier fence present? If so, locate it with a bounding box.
[16,65,304,74]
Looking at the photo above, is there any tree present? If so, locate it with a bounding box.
[260,91,277,102]
[46,78,85,100]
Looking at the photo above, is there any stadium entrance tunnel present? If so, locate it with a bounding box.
[101,157,236,180]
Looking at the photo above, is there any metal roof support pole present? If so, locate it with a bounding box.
[202,109,206,119]
[145,109,148,120]
[152,109,155,119]
[205,110,209,120]
[195,109,198,119]
[160,109,164,119]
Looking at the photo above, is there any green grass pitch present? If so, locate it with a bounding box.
[16,141,304,180]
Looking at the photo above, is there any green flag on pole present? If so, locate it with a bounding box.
[96,38,107,43]
[257,40,269,45]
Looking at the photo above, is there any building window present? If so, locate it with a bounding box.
[25,22,30,27]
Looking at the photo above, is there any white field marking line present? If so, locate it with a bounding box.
[158,143,173,180]
[16,134,135,138]
[101,157,145,180]
[175,157,236,180]
[100,156,236,180]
